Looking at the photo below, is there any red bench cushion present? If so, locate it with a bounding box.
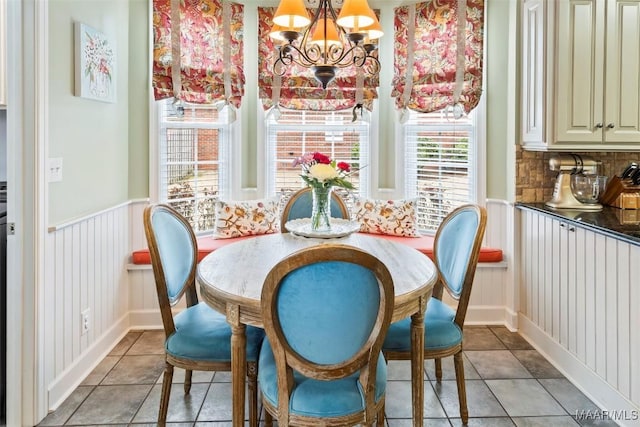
[132,235,258,265]
[132,234,503,265]
[373,235,503,263]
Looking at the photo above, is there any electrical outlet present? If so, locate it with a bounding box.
[48,157,63,182]
[81,308,90,335]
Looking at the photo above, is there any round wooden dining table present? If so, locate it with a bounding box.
[197,231,437,427]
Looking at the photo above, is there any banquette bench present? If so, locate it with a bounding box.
[131,233,503,265]
[128,194,506,327]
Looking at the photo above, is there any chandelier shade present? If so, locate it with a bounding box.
[336,0,374,29]
[271,0,381,89]
[310,18,341,48]
[362,18,383,41]
[269,24,290,42]
[273,0,311,28]
[359,7,383,40]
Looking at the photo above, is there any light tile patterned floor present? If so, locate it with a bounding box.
[37,326,619,426]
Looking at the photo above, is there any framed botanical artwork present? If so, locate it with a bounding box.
[74,22,116,103]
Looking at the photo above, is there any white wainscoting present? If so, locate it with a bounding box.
[43,198,640,423]
[126,199,514,329]
[44,202,134,411]
[465,199,515,328]
[41,198,513,413]
[128,200,186,329]
[518,208,640,425]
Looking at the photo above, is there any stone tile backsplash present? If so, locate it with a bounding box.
[515,145,640,203]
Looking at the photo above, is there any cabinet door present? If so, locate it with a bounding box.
[519,210,561,334]
[554,0,605,144]
[604,0,640,143]
[521,0,549,149]
[519,211,581,348]
[518,208,640,407]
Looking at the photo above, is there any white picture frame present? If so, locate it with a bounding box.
[74,22,116,103]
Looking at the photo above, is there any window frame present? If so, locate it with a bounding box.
[150,99,235,234]
[263,108,373,201]
[395,97,486,234]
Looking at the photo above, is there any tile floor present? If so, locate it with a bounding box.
[37,326,619,427]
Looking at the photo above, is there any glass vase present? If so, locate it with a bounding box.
[311,185,332,232]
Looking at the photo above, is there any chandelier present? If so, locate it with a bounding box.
[270,0,383,89]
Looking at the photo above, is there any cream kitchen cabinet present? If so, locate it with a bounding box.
[520,0,640,151]
[518,206,640,419]
[519,210,583,348]
[0,0,5,107]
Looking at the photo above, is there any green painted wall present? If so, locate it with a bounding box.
[48,0,513,225]
[128,0,150,199]
[48,0,131,225]
[485,0,515,201]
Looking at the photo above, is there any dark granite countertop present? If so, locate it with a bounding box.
[516,203,640,246]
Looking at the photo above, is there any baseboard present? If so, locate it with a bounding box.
[47,313,131,411]
[465,305,510,325]
[128,309,176,330]
[519,314,640,427]
[504,307,518,331]
[128,309,164,330]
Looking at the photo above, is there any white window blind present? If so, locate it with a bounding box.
[265,109,370,203]
[157,99,230,232]
[404,109,476,233]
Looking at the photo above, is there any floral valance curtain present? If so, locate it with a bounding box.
[153,0,245,107]
[258,7,379,112]
[392,0,484,114]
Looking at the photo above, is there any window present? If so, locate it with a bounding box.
[403,108,478,233]
[265,109,370,203]
[156,99,231,233]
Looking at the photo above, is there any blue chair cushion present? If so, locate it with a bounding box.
[166,302,264,362]
[382,298,462,352]
[426,297,456,323]
[384,319,462,352]
[258,339,387,418]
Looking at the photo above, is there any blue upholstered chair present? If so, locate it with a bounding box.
[280,187,350,230]
[382,204,487,425]
[258,245,394,427]
[143,204,265,426]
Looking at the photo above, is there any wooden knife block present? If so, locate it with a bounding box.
[616,207,640,224]
[600,175,640,209]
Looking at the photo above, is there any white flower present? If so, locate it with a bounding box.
[308,163,338,182]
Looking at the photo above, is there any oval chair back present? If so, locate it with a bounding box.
[143,204,264,426]
[433,204,487,327]
[144,204,199,335]
[280,187,350,231]
[381,203,487,425]
[259,245,394,426]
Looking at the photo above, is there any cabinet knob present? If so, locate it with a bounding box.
[607,123,615,129]
[595,123,604,129]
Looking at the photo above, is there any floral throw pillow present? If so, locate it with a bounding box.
[352,197,421,237]
[213,198,280,239]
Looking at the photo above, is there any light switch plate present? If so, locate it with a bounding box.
[48,157,63,182]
